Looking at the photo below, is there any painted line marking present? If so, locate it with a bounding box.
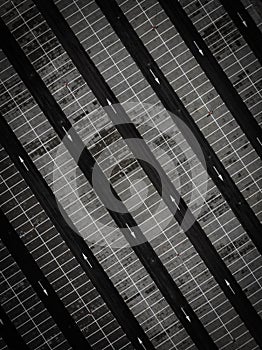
[237,12,247,27]
[82,253,93,268]
[138,337,146,349]
[149,69,160,84]
[18,156,29,171]
[38,281,48,296]
[213,166,223,181]
[181,307,191,322]
[193,41,204,55]
[170,195,180,210]
[106,98,117,113]
[62,126,72,141]
[126,223,136,238]
[225,279,235,294]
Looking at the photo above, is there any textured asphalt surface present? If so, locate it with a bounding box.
[0,0,261,349]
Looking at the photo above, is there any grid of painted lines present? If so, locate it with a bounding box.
[0,0,261,349]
